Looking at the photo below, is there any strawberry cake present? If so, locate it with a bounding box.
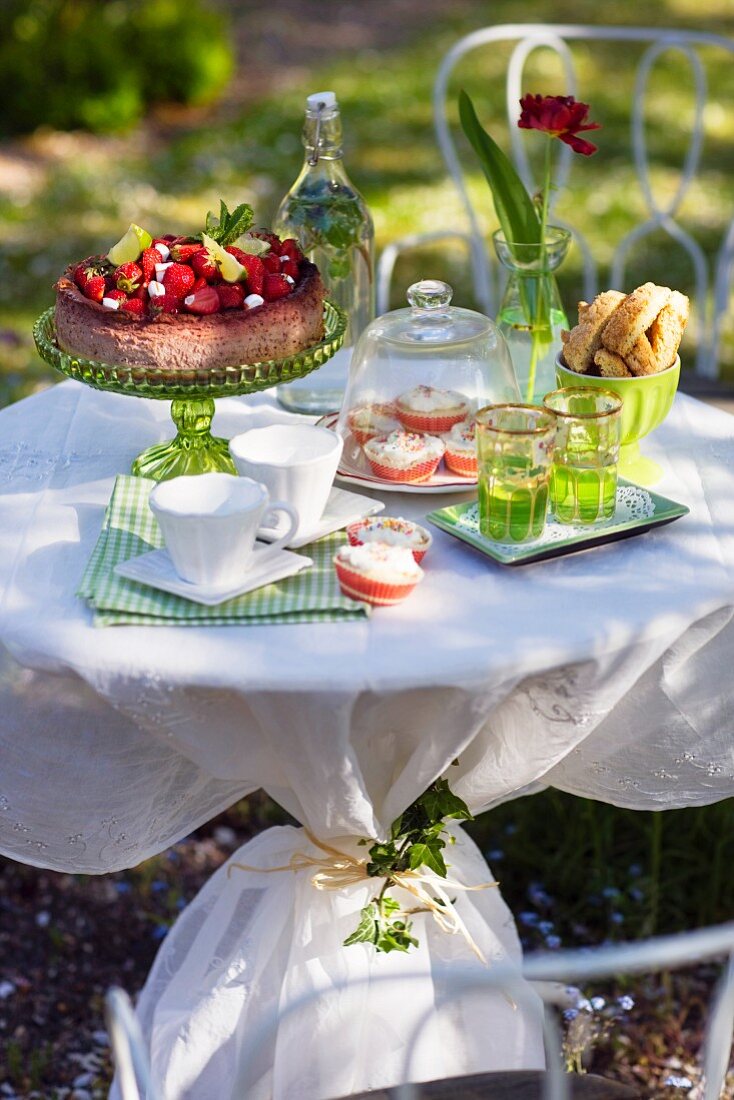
[53,203,326,372]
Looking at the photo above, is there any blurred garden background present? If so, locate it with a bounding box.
[1,0,734,1095]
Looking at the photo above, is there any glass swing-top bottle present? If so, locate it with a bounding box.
[274,91,375,414]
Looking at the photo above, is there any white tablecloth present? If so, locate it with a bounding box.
[1,380,733,1098]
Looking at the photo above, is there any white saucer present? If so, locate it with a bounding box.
[257,486,385,548]
[115,546,313,606]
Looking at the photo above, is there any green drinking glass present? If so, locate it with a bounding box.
[543,387,623,525]
[476,404,557,542]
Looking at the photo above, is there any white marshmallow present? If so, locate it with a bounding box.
[148,281,166,298]
[244,294,264,309]
[102,297,120,310]
[155,262,173,280]
[284,275,295,285]
[184,295,195,307]
[154,243,171,261]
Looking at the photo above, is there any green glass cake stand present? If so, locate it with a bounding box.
[33,302,347,481]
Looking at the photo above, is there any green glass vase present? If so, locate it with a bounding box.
[493,226,570,405]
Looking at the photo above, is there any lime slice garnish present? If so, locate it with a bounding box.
[107,223,152,266]
[234,235,271,256]
[201,233,246,283]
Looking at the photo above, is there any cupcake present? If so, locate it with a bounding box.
[395,384,471,434]
[443,419,477,478]
[334,542,423,606]
[347,402,400,446]
[347,516,432,563]
[363,428,445,483]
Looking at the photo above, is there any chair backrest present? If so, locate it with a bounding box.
[431,24,734,379]
[235,921,734,1100]
[105,987,163,1100]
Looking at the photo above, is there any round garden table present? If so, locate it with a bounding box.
[1,380,733,1098]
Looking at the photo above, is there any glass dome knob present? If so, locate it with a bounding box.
[407,280,453,311]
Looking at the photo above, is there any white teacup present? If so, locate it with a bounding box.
[229,424,343,540]
[149,473,298,588]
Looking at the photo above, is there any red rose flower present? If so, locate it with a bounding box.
[518,94,600,156]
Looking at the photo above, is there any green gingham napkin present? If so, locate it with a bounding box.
[79,475,370,626]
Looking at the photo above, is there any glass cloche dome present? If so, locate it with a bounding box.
[335,280,519,485]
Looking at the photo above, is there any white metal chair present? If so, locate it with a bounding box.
[105,987,163,1100]
[105,922,734,1099]
[376,24,734,379]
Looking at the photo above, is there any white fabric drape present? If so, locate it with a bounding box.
[0,382,732,1096]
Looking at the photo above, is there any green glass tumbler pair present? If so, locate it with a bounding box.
[476,388,623,543]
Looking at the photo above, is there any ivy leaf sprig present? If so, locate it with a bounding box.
[202,201,255,247]
[344,778,474,955]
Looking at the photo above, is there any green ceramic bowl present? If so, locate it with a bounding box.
[555,353,680,485]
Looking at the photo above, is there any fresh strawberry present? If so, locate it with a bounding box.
[114,262,143,293]
[279,238,304,263]
[121,297,146,316]
[183,286,219,315]
[152,293,180,314]
[280,258,300,282]
[239,254,265,296]
[262,253,281,274]
[224,245,249,265]
[170,242,202,263]
[131,284,148,300]
[262,273,293,301]
[192,276,208,292]
[163,263,195,299]
[216,284,245,310]
[139,247,163,284]
[84,275,106,303]
[191,248,219,282]
[73,263,90,292]
[250,229,282,253]
[106,289,128,303]
[74,258,109,293]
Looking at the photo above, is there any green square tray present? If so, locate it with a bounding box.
[425,479,689,566]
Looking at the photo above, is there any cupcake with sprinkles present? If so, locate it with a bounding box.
[334,541,423,606]
[363,428,445,483]
[347,516,432,563]
[395,384,471,434]
[347,401,400,446]
[443,419,477,478]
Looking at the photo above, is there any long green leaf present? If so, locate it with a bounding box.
[458,90,540,250]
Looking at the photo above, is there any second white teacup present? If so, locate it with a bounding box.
[149,472,298,588]
[229,424,343,540]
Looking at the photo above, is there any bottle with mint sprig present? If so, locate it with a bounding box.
[274,91,375,414]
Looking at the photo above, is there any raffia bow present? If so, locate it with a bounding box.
[228,829,497,963]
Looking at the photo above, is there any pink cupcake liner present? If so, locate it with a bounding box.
[365,454,442,483]
[334,560,420,607]
[396,408,468,435]
[444,449,478,478]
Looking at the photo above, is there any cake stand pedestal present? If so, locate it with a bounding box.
[33,303,347,481]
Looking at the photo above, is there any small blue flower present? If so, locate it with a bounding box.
[629,887,645,902]
[617,995,635,1011]
[602,886,620,900]
[151,880,167,893]
[519,911,540,927]
[663,1075,692,1090]
[563,1008,579,1021]
[628,863,642,877]
[151,925,169,941]
[486,849,504,861]
[610,911,625,925]
[545,934,561,949]
[528,883,552,907]
[115,882,132,895]
[577,998,592,1012]
[504,823,518,836]
[538,920,555,935]
[590,996,605,1011]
